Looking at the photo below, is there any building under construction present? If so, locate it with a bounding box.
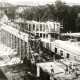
[1,13,80,80]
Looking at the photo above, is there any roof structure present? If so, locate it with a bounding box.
[61,33,80,37]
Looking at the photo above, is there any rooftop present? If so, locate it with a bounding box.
[53,40,80,56]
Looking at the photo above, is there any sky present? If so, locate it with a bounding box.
[0,0,80,5]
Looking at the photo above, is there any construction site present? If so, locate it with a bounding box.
[1,0,80,80]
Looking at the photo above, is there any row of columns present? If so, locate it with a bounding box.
[1,29,28,60]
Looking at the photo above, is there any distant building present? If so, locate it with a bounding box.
[15,5,32,19]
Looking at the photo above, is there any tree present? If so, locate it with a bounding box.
[42,4,55,21]
[19,0,80,32]
[5,7,15,21]
[55,0,66,21]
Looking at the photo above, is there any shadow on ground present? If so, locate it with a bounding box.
[0,67,8,80]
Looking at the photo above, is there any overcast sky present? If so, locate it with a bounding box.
[1,0,80,5]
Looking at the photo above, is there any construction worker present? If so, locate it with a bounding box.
[23,56,27,64]
[69,62,73,74]
[50,65,55,80]
[75,67,79,78]
[51,65,54,74]
[65,65,69,75]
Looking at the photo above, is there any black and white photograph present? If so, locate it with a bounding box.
[0,0,80,80]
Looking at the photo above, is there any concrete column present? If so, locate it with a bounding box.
[25,42,27,55]
[18,38,20,55]
[6,32,8,46]
[16,37,18,53]
[5,31,7,45]
[49,24,51,32]
[4,30,6,45]
[9,33,10,47]
[17,38,19,54]
[14,36,16,52]
[37,66,40,77]
[13,35,15,50]
[3,30,5,45]
[8,32,10,47]
[10,33,12,48]
[53,55,55,62]
[45,24,46,32]
[35,24,36,35]
[14,36,16,50]
[21,39,23,59]
[11,34,13,49]
[12,35,14,48]
[28,23,29,31]
[11,34,12,49]
[2,29,4,44]
[0,29,2,43]
[42,24,43,32]
[22,40,25,59]
[39,24,40,37]
[2,30,5,44]
[7,32,9,47]
[8,33,11,47]
[17,38,19,55]
[4,30,6,44]
[23,41,26,57]
[48,34,51,42]
[19,39,22,59]
[41,24,43,38]
[12,35,14,49]
[15,36,16,50]
[27,41,31,60]
[1,29,3,43]
[8,32,9,47]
